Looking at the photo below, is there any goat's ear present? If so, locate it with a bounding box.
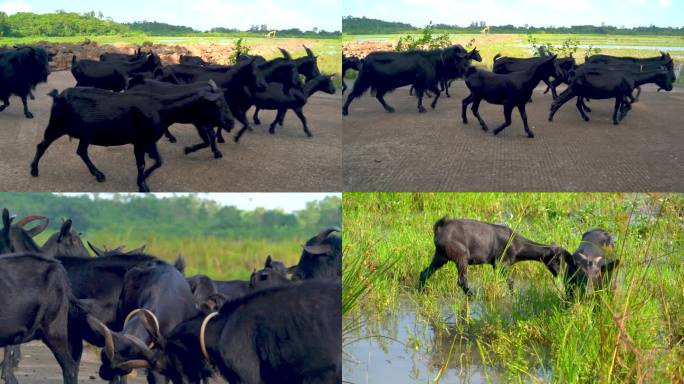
[2,208,11,231]
[58,219,73,242]
[265,255,273,268]
[174,256,186,274]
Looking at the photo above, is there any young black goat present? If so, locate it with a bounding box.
[462,55,558,137]
[419,218,571,296]
[492,54,575,99]
[0,46,51,118]
[30,81,232,192]
[342,54,362,94]
[565,228,619,296]
[236,74,335,140]
[71,53,162,91]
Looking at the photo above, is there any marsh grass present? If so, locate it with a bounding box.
[343,193,684,383]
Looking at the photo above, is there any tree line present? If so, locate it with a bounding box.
[0,193,341,241]
[342,16,684,35]
[0,11,340,37]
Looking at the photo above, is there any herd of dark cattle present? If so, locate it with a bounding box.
[342,45,676,137]
[419,218,619,297]
[0,45,335,192]
[0,208,341,383]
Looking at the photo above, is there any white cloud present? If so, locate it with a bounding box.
[0,0,31,15]
[659,0,672,7]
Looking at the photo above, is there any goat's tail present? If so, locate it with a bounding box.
[434,216,448,236]
[493,53,501,62]
[71,55,77,65]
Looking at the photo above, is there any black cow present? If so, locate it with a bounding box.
[105,281,342,384]
[0,46,51,118]
[342,45,468,115]
[87,257,197,383]
[291,227,342,281]
[0,209,79,384]
[419,218,571,296]
[30,80,233,192]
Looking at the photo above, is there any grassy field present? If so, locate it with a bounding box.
[32,231,303,281]
[0,34,342,88]
[343,33,684,85]
[343,193,684,383]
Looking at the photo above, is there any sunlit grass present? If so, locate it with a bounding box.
[343,193,684,383]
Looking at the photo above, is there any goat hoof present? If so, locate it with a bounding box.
[254,119,261,125]
[233,136,241,143]
[583,116,590,122]
[95,174,106,182]
[217,137,225,143]
[527,133,535,138]
[30,167,39,177]
[493,129,501,136]
[0,105,6,112]
[342,109,349,116]
[417,107,426,113]
[168,137,177,143]
[24,112,34,119]
[213,151,223,159]
[305,132,313,138]
[613,121,619,125]
[183,147,193,155]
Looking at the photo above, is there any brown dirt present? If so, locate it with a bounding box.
[8,342,226,383]
[343,83,684,191]
[0,71,342,192]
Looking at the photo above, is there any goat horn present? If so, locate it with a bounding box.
[15,215,48,228]
[88,241,106,256]
[116,359,150,370]
[279,48,292,60]
[304,243,333,255]
[58,219,73,242]
[303,45,314,57]
[207,79,218,92]
[315,227,341,242]
[88,316,115,361]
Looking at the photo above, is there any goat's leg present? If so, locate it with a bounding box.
[215,126,226,143]
[233,110,252,143]
[429,85,441,110]
[462,93,474,124]
[548,89,574,122]
[253,107,261,125]
[455,256,473,297]
[634,86,641,102]
[518,103,534,138]
[580,97,592,113]
[2,346,21,384]
[576,97,590,122]
[293,108,312,137]
[415,87,427,113]
[342,75,369,116]
[471,98,488,132]
[618,95,632,122]
[185,125,222,159]
[376,90,396,113]
[143,143,163,180]
[42,327,78,384]
[409,85,414,96]
[20,94,33,119]
[133,145,149,192]
[341,76,347,95]
[269,109,286,134]
[611,97,622,125]
[163,128,177,143]
[278,110,287,126]
[419,249,448,289]
[493,104,513,136]
[29,90,35,100]
[30,128,64,177]
[76,141,106,182]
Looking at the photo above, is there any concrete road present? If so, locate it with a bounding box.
[0,71,342,192]
[343,83,684,191]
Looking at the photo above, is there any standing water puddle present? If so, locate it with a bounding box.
[344,298,549,383]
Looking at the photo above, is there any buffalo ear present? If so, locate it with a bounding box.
[140,311,165,348]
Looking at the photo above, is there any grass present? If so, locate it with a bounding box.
[0,34,342,88]
[343,193,684,383]
[343,33,684,85]
[33,231,304,281]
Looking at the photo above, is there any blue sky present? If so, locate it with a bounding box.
[344,0,682,28]
[0,0,341,31]
[62,193,341,213]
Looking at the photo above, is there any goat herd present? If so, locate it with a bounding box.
[0,208,341,383]
[342,45,676,137]
[0,45,335,192]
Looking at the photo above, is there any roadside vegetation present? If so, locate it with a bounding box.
[343,193,683,383]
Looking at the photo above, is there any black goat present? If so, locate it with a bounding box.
[179,55,208,66]
[105,281,341,384]
[0,46,51,118]
[411,47,483,98]
[252,46,321,126]
[342,54,362,94]
[237,74,335,140]
[565,228,619,296]
[100,48,143,62]
[549,60,674,125]
[492,54,575,99]
[127,78,235,159]
[343,45,468,115]
[41,219,91,258]
[30,81,232,192]
[462,55,558,137]
[71,53,162,91]
[419,218,571,296]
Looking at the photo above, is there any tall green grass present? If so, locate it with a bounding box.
[343,193,684,383]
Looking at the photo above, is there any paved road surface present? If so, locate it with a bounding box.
[0,71,342,192]
[343,83,683,191]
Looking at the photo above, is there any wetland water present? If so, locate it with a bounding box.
[343,298,549,384]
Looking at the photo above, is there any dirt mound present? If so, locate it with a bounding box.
[343,41,395,58]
